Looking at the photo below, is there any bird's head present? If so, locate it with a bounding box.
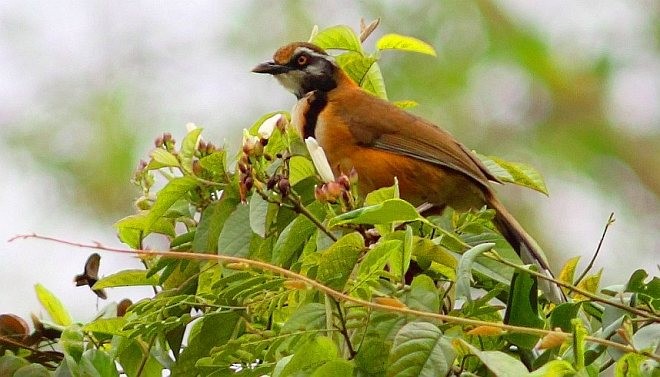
[252,42,339,99]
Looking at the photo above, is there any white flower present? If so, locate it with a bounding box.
[305,137,335,183]
[258,114,281,140]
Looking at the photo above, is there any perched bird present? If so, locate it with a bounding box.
[253,42,563,302]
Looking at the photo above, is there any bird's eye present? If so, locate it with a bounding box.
[296,54,309,66]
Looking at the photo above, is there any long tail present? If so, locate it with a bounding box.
[486,193,565,303]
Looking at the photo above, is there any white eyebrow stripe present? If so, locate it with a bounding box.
[294,47,335,62]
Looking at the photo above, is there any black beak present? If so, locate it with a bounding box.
[252,61,290,75]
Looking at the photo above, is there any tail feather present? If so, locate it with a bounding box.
[486,194,565,303]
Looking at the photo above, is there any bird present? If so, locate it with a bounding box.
[74,253,107,299]
[253,41,563,302]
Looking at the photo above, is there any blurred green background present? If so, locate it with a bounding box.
[1,1,658,320]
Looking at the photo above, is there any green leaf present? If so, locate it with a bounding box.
[550,302,582,332]
[357,240,400,278]
[477,154,548,195]
[387,322,455,377]
[273,202,325,266]
[115,213,175,249]
[354,337,390,376]
[456,339,528,376]
[249,193,271,237]
[364,179,400,206]
[528,360,575,377]
[180,126,203,173]
[625,269,660,311]
[115,338,163,377]
[171,311,240,376]
[192,193,239,253]
[407,274,440,313]
[615,352,653,377]
[388,226,413,280]
[13,364,51,377]
[145,176,198,232]
[278,336,339,377]
[83,318,127,336]
[149,148,180,168]
[362,61,388,99]
[281,303,327,333]
[504,270,545,349]
[316,233,364,291]
[60,325,84,361]
[199,149,228,179]
[335,52,378,89]
[376,34,437,56]
[94,269,159,289]
[411,237,457,280]
[83,349,120,377]
[34,283,72,326]
[311,359,354,377]
[289,155,316,186]
[311,25,362,53]
[217,203,252,257]
[328,199,420,228]
[455,243,495,302]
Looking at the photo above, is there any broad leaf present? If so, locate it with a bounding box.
[387,322,455,377]
[376,34,437,56]
[192,193,239,253]
[149,148,179,168]
[504,270,545,349]
[312,25,362,53]
[407,274,440,313]
[455,339,528,376]
[34,283,72,326]
[317,233,364,291]
[217,203,252,257]
[289,155,316,186]
[145,176,198,232]
[478,154,548,195]
[94,269,159,289]
[328,199,420,228]
[279,336,339,377]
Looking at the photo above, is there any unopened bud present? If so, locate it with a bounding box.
[242,129,263,157]
[326,181,343,199]
[337,174,350,191]
[314,185,329,203]
[154,136,164,147]
[266,175,279,190]
[277,178,290,197]
[192,160,202,175]
[243,176,254,191]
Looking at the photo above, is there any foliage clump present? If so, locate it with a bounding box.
[2,23,658,377]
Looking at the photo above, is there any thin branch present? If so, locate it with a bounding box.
[574,212,615,286]
[332,297,356,358]
[288,197,337,241]
[9,234,660,362]
[493,254,658,321]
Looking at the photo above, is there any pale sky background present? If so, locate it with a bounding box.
[1,1,658,323]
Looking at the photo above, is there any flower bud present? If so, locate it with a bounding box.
[277,178,291,197]
[337,173,350,191]
[305,137,335,183]
[258,113,281,140]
